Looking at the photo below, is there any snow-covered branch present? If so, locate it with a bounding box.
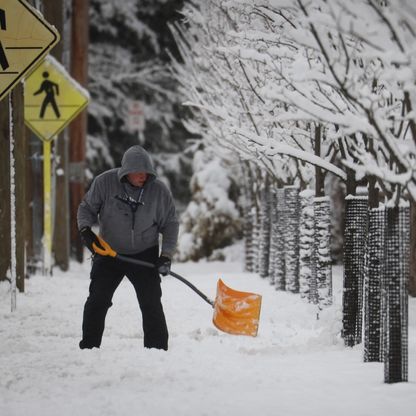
[171,0,416,201]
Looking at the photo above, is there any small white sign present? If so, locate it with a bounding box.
[128,100,145,132]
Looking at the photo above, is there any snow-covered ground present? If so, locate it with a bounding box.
[0,256,415,416]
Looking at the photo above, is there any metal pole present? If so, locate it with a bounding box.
[43,140,52,275]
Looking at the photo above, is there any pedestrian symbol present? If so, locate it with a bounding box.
[34,71,61,119]
[25,55,89,142]
[0,0,59,102]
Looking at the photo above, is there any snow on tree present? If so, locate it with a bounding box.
[258,175,272,278]
[274,187,287,290]
[170,0,415,384]
[170,1,316,268]
[314,196,332,306]
[176,149,241,261]
[299,189,315,299]
[284,186,300,292]
[258,0,416,201]
[88,0,190,203]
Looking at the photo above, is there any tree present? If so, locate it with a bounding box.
[88,0,191,203]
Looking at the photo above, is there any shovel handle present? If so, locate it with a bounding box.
[169,270,215,307]
[115,254,215,308]
[116,254,154,269]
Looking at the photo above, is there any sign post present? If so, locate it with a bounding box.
[0,0,59,307]
[25,55,89,275]
[42,140,52,274]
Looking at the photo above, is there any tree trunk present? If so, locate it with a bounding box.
[315,196,332,307]
[409,200,416,297]
[299,189,314,300]
[268,188,278,284]
[342,195,368,346]
[259,174,271,278]
[364,206,384,362]
[384,206,409,383]
[284,186,300,293]
[274,188,286,290]
[314,124,325,197]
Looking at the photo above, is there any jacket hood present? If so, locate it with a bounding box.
[117,146,157,183]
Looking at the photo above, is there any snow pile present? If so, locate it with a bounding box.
[0,259,415,416]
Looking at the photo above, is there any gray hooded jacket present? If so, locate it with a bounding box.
[77,146,179,257]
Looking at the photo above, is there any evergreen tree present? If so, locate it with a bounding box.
[88,0,191,205]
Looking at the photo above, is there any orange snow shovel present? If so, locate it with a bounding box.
[93,236,262,337]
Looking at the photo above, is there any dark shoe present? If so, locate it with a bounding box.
[144,344,168,351]
[79,340,99,350]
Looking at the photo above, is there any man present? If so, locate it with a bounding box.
[77,145,179,351]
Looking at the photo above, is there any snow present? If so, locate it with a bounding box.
[232,128,347,181]
[0,255,415,416]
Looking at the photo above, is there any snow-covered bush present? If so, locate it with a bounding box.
[176,150,242,261]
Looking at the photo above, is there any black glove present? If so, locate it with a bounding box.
[80,226,102,254]
[156,255,171,276]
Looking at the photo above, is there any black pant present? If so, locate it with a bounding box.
[81,246,168,350]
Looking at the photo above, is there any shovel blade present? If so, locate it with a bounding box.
[213,279,262,337]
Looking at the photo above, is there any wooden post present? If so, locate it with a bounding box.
[0,85,26,295]
[43,0,70,271]
[12,85,27,291]
[69,0,89,262]
[0,98,11,283]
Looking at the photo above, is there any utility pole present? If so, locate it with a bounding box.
[43,0,70,271]
[69,0,89,262]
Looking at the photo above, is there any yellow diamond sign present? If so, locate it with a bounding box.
[0,0,59,102]
[24,55,89,142]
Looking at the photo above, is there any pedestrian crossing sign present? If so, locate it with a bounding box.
[24,55,89,142]
[0,0,59,102]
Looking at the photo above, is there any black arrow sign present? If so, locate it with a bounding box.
[0,8,9,71]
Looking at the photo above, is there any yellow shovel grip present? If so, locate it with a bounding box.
[93,235,117,257]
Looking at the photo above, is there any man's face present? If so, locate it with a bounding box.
[127,172,148,187]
